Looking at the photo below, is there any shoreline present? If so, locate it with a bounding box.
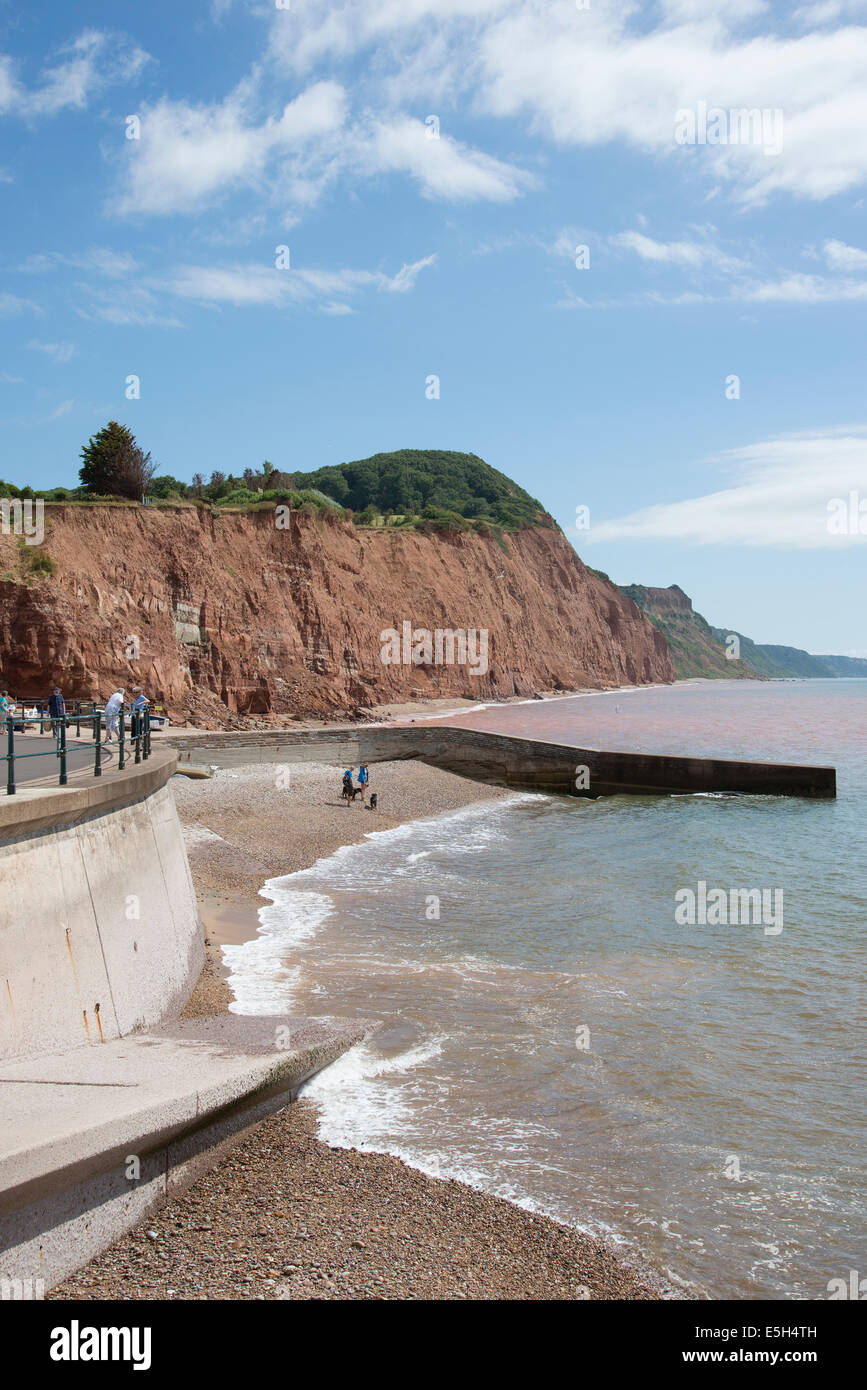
[53,758,669,1301]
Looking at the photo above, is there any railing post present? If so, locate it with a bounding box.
[38,702,44,735]
[5,716,14,796]
[91,701,98,742]
[76,700,81,739]
[59,714,68,787]
[118,708,125,771]
[143,709,151,760]
[94,710,102,777]
[133,709,141,764]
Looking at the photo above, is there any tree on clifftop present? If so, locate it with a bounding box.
[79,421,155,500]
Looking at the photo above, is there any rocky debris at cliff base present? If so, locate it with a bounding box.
[49,1101,665,1302]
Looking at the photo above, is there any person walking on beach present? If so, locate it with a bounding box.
[358,761,369,804]
[48,685,65,748]
[103,688,125,743]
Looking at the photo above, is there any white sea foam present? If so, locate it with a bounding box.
[223,794,542,1014]
[300,1037,446,1145]
[223,889,333,1014]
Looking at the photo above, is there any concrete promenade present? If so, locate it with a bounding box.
[0,1015,366,1290]
[0,746,365,1292]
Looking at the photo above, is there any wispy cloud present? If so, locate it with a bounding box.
[610,229,748,273]
[551,222,867,308]
[27,339,76,363]
[163,254,437,310]
[0,30,149,119]
[0,291,39,317]
[76,285,185,329]
[586,430,867,549]
[742,273,867,303]
[17,247,138,277]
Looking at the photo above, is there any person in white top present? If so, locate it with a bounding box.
[103,689,125,743]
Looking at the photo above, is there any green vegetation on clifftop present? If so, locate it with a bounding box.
[291,450,549,531]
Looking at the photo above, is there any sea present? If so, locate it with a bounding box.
[222,679,866,1300]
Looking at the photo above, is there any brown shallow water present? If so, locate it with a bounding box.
[223,680,866,1299]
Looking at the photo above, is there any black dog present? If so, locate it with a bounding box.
[341,781,362,803]
[369,792,378,810]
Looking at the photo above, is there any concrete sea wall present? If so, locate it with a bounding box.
[0,752,204,1062]
[0,750,365,1290]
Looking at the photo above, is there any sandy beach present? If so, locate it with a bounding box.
[51,755,665,1301]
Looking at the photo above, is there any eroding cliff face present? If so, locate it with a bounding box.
[0,506,673,724]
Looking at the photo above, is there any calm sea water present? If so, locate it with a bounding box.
[224,680,866,1300]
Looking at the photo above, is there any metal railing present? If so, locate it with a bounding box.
[2,702,151,795]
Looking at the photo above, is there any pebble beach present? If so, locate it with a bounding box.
[51,757,665,1302]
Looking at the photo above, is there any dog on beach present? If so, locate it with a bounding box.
[369,792,377,810]
[341,781,362,803]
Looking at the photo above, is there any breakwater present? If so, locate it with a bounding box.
[163,724,836,798]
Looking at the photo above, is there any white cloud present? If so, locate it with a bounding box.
[611,231,707,267]
[27,339,76,363]
[552,225,867,307]
[586,430,867,548]
[114,80,347,216]
[0,30,149,119]
[0,292,38,316]
[76,285,185,329]
[824,237,867,270]
[18,248,138,277]
[610,229,748,272]
[795,1,867,23]
[357,117,536,201]
[268,0,867,206]
[112,77,533,217]
[743,272,867,302]
[46,399,74,420]
[164,254,436,309]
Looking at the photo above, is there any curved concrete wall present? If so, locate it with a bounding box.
[0,753,203,1062]
[164,725,836,798]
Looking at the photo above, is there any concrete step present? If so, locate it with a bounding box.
[0,1014,367,1291]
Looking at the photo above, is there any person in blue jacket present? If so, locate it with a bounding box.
[48,685,65,747]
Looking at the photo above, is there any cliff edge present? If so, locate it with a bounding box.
[0,505,673,725]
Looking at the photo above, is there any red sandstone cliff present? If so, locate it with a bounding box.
[0,505,673,725]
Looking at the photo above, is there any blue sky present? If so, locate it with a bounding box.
[1,0,865,653]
